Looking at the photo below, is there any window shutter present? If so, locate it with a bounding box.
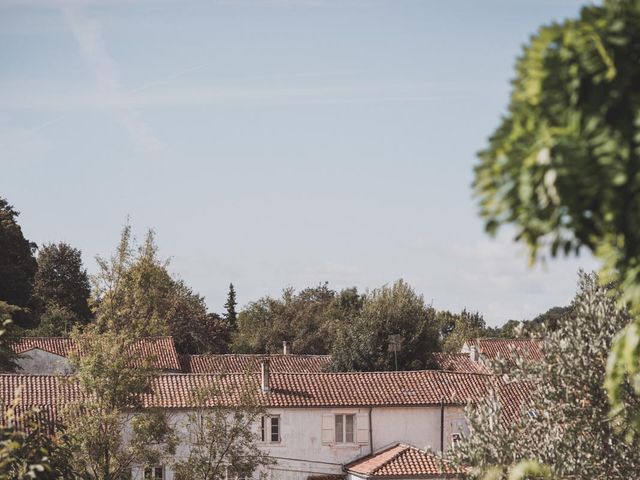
[321,414,334,444]
[356,413,369,444]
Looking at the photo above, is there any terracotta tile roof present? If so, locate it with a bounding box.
[346,444,462,478]
[466,338,543,362]
[180,354,331,373]
[496,380,534,425]
[306,476,345,480]
[12,337,181,371]
[0,370,498,410]
[432,353,488,373]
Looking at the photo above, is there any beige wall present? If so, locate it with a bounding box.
[145,405,468,480]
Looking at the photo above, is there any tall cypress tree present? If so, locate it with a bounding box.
[224,283,238,331]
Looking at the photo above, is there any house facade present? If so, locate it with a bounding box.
[2,337,530,479]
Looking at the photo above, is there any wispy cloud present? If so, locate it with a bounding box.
[60,2,162,152]
[0,81,475,111]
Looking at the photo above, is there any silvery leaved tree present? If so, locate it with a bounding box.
[449,273,640,479]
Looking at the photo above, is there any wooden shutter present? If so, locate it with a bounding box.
[356,413,369,444]
[321,414,334,444]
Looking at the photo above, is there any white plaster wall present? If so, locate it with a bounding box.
[15,350,73,375]
[149,406,467,480]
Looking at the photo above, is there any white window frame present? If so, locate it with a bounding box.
[261,415,281,444]
[334,413,355,444]
[451,432,462,449]
[144,466,164,480]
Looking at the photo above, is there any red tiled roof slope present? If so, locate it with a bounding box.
[467,338,543,362]
[0,370,498,409]
[181,354,331,373]
[12,337,181,371]
[432,353,488,373]
[347,444,462,477]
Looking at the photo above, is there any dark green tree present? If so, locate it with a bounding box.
[471,0,640,429]
[331,280,440,371]
[0,303,18,372]
[439,309,488,352]
[33,242,91,332]
[169,281,229,354]
[224,283,238,331]
[233,283,339,354]
[0,197,37,326]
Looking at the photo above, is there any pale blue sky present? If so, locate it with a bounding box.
[1,0,599,325]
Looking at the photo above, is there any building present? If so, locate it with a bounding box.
[2,337,532,479]
[11,336,183,374]
[345,443,463,479]
[460,338,542,367]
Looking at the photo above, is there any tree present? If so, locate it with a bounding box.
[0,398,76,480]
[0,302,19,372]
[471,0,640,431]
[233,283,340,354]
[64,326,176,480]
[168,281,229,354]
[172,381,273,480]
[92,225,230,352]
[330,280,440,371]
[93,227,173,337]
[0,197,37,327]
[224,283,238,331]
[449,273,640,479]
[439,309,488,352]
[33,243,91,322]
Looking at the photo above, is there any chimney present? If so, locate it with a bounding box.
[261,358,271,393]
[283,341,289,355]
[469,345,479,362]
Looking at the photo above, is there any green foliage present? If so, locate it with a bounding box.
[331,280,440,371]
[224,283,238,331]
[0,303,19,372]
[92,225,230,353]
[92,227,172,336]
[449,273,640,479]
[0,197,37,313]
[172,381,273,480]
[64,327,177,479]
[439,309,488,352]
[0,398,76,480]
[168,281,229,354]
[473,0,640,434]
[33,242,91,330]
[233,283,344,354]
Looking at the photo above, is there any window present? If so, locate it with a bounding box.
[335,414,355,443]
[144,466,164,480]
[451,433,462,449]
[261,415,280,443]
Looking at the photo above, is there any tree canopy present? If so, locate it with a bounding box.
[32,242,92,334]
[331,280,441,371]
[0,197,37,324]
[450,273,640,479]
